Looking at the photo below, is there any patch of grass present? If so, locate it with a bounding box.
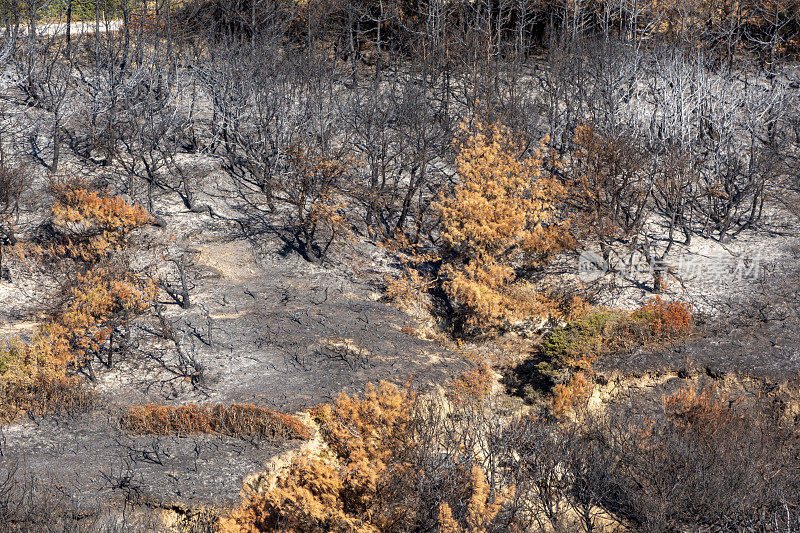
[120,403,311,441]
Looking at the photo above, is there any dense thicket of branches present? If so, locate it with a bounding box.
[0,0,795,262]
[0,0,793,343]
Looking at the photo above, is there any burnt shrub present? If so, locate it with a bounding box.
[584,388,800,531]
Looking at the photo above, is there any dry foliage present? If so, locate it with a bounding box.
[223,380,513,532]
[568,123,650,248]
[383,267,432,317]
[436,122,570,332]
[222,381,416,532]
[47,178,152,264]
[0,372,94,425]
[52,267,156,369]
[120,403,311,440]
[662,386,743,435]
[281,142,352,263]
[630,296,693,339]
[436,465,509,533]
[446,363,493,406]
[224,375,800,532]
[551,371,593,418]
[0,181,154,423]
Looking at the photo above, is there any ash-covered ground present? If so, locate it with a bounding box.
[0,155,469,515]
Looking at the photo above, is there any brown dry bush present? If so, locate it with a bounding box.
[446,363,493,406]
[568,123,650,249]
[120,403,311,441]
[222,381,416,532]
[45,178,152,265]
[223,381,514,532]
[551,370,593,418]
[0,180,156,421]
[436,122,571,334]
[223,378,800,532]
[436,464,509,533]
[383,268,432,316]
[0,373,94,426]
[280,142,353,264]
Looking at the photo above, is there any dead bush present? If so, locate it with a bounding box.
[0,162,25,278]
[595,387,800,530]
[279,142,353,264]
[120,403,311,441]
[551,371,593,418]
[224,380,521,532]
[436,122,570,334]
[0,180,156,425]
[46,178,152,265]
[446,363,493,406]
[628,296,693,341]
[223,381,417,531]
[0,372,95,425]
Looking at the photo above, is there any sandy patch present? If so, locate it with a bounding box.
[195,240,259,281]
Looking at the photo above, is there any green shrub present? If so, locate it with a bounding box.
[540,310,624,366]
[517,300,695,409]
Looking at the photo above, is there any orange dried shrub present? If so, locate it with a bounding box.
[121,403,311,441]
[383,267,432,316]
[0,266,157,378]
[447,363,493,406]
[626,296,693,343]
[41,181,154,367]
[53,267,156,368]
[223,381,519,532]
[662,386,743,437]
[222,381,417,532]
[0,325,98,425]
[436,464,510,533]
[281,142,352,262]
[436,122,570,332]
[225,455,376,533]
[0,371,94,425]
[317,381,415,516]
[0,181,154,423]
[635,296,692,336]
[551,371,593,419]
[47,179,151,264]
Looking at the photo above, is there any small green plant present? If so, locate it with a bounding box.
[540,310,624,367]
[519,300,694,414]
